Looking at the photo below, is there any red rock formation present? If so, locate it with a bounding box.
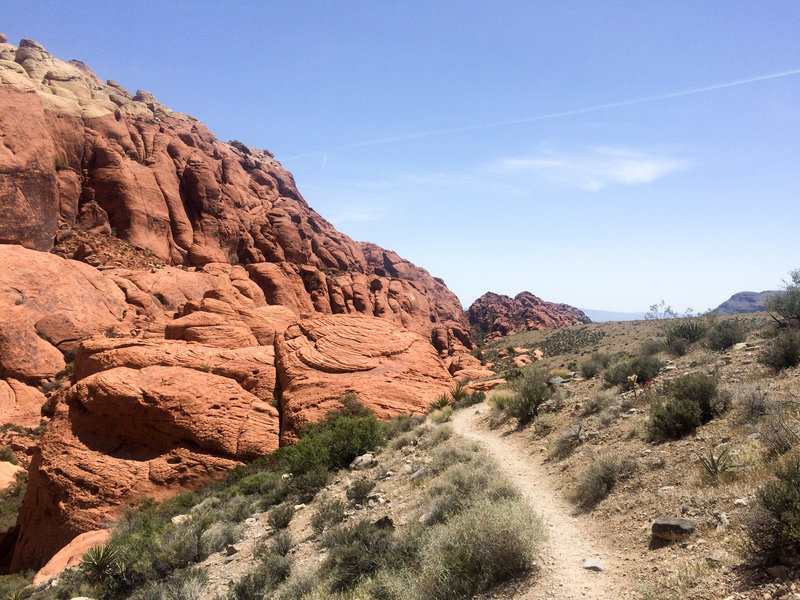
[468,291,591,341]
[0,36,470,571]
[276,314,452,439]
[0,37,469,349]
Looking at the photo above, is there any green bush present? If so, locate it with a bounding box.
[429,406,453,423]
[639,339,663,357]
[384,414,425,440]
[746,454,800,563]
[274,397,385,475]
[759,330,800,372]
[321,519,396,591]
[416,498,543,600]
[452,390,485,410]
[603,355,662,390]
[649,395,701,441]
[80,544,122,584]
[506,367,553,426]
[571,455,637,511]
[268,504,294,530]
[664,318,708,345]
[667,374,721,423]
[428,393,451,411]
[665,336,691,357]
[579,360,602,379]
[766,269,800,328]
[346,478,376,504]
[707,320,747,351]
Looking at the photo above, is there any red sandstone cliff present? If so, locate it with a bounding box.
[0,36,466,571]
[468,291,591,341]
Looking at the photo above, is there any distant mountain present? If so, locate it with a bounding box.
[713,291,780,315]
[578,308,647,322]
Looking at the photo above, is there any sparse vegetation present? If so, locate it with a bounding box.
[707,320,747,351]
[604,355,662,390]
[571,455,637,511]
[759,329,800,372]
[766,268,800,328]
[505,366,553,426]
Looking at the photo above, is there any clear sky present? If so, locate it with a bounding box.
[5,1,800,312]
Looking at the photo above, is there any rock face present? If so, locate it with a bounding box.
[713,291,779,315]
[467,291,591,341]
[0,37,471,572]
[0,37,468,350]
[276,314,452,439]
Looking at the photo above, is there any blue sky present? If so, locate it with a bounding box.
[5,1,800,312]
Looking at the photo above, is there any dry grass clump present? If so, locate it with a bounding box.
[311,496,345,534]
[582,390,616,416]
[549,423,583,461]
[571,454,637,512]
[429,405,453,423]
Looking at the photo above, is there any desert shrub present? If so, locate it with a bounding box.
[532,414,554,438]
[288,465,329,503]
[664,318,708,345]
[759,330,800,372]
[640,339,663,356]
[81,544,122,584]
[0,471,26,533]
[488,389,513,411]
[274,397,385,476]
[268,504,294,530]
[506,367,553,426]
[449,384,468,405]
[429,406,453,423]
[390,428,421,450]
[200,521,237,556]
[416,498,543,600]
[665,336,692,357]
[579,360,602,379]
[603,355,662,390]
[311,497,346,534]
[571,455,637,511]
[452,390,485,409]
[277,571,319,600]
[420,458,517,526]
[582,390,615,416]
[158,492,197,518]
[698,447,734,480]
[707,320,747,351]
[598,408,620,429]
[428,393,451,411]
[734,385,770,422]
[667,374,721,423]
[549,424,582,461]
[257,530,293,559]
[417,424,453,449]
[230,554,293,600]
[219,495,254,522]
[766,269,800,328]
[321,519,397,592]
[427,438,481,474]
[649,395,701,441]
[346,478,376,504]
[746,454,800,563]
[384,414,425,440]
[759,409,800,457]
[592,352,613,368]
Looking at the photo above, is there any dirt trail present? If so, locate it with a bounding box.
[452,405,638,600]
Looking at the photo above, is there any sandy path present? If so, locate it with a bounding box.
[452,405,637,599]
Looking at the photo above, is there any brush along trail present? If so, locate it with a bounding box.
[451,404,637,600]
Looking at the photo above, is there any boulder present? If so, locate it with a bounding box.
[651,516,697,541]
[0,378,46,428]
[10,366,279,570]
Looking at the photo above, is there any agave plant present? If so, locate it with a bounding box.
[698,447,734,479]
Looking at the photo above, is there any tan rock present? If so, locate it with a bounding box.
[0,461,24,491]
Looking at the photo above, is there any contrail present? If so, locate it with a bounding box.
[286,69,800,159]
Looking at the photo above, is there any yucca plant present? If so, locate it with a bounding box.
[81,543,121,584]
[698,447,734,479]
[449,384,468,405]
[429,393,451,411]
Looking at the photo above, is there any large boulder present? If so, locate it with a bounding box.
[10,366,279,570]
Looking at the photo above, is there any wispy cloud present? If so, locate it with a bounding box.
[319,204,388,225]
[486,147,686,191]
[286,68,800,160]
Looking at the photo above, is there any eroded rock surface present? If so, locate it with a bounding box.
[468,291,591,341]
[277,314,452,439]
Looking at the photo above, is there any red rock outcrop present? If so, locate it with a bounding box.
[0,37,469,349]
[10,365,280,571]
[276,314,452,439]
[467,291,591,341]
[0,245,129,383]
[0,36,471,572]
[33,529,110,585]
